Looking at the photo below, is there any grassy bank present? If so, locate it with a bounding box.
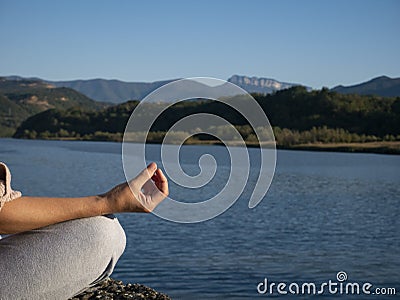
[280,141,400,155]
[13,135,400,155]
[183,140,400,154]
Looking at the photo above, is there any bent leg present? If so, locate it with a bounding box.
[0,215,126,300]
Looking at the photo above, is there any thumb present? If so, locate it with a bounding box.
[134,162,157,187]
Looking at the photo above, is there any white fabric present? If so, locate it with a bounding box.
[0,162,21,209]
[0,162,22,239]
[0,162,22,212]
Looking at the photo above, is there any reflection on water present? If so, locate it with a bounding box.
[1,138,399,299]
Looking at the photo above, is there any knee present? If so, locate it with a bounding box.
[0,215,127,299]
[83,215,126,260]
[72,215,126,288]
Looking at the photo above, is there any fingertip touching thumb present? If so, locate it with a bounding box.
[135,162,157,185]
[148,162,157,171]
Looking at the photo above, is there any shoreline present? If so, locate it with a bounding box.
[179,139,400,154]
[4,137,400,155]
[277,142,400,155]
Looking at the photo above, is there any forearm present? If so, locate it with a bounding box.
[0,195,110,234]
[0,163,168,234]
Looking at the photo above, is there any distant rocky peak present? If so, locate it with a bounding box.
[227,75,302,94]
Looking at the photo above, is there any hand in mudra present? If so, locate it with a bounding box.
[104,162,168,213]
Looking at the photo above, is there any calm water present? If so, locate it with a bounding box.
[1,138,399,299]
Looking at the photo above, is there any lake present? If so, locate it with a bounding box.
[0,138,399,299]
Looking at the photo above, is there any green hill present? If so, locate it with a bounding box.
[0,77,108,136]
[13,87,400,150]
[13,101,138,140]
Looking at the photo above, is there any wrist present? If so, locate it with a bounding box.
[94,194,113,215]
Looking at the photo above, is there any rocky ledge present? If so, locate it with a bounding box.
[70,278,171,300]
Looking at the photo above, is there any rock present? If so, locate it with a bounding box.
[69,278,172,300]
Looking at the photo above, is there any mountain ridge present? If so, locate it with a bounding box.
[49,78,177,103]
[4,74,400,104]
[50,75,310,103]
[332,75,400,97]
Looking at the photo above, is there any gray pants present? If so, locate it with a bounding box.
[0,215,126,299]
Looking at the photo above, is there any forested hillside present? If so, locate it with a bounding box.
[13,87,400,152]
[0,78,108,136]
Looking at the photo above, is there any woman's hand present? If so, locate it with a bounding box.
[102,162,169,213]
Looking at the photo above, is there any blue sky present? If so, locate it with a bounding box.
[0,0,399,88]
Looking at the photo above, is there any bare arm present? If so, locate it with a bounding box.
[0,163,168,234]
